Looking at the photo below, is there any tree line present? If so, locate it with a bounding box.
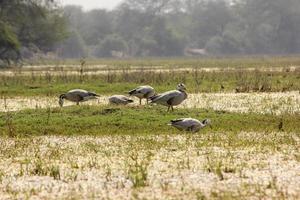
[1,0,300,65]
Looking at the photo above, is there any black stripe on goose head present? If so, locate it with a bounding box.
[88,92,99,97]
[59,94,66,99]
[171,119,183,123]
[177,83,187,91]
[59,94,66,107]
[202,119,211,125]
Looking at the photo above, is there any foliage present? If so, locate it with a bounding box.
[59,0,300,57]
[0,0,67,66]
[58,31,87,58]
[2,0,300,61]
[0,21,21,66]
[94,34,127,57]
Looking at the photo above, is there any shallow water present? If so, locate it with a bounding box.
[0,65,298,77]
[1,92,299,115]
[182,91,300,115]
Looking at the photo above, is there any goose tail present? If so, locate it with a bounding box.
[128,89,136,96]
[149,94,160,103]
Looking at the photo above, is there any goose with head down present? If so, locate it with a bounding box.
[169,118,211,132]
[59,89,99,107]
[150,83,187,111]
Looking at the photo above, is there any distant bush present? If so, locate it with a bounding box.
[94,35,128,57]
[58,31,87,58]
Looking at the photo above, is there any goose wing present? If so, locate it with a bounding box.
[109,95,133,104]
[129,86,153,96]
[169,118,201,131]
[68,89,98,101]
[117,95,133,103]
[170,118,198,126]
[151,90,181,104]
[68,89,88,94]
[65,89,87,102]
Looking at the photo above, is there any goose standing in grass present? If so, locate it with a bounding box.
[59,89,99,107]
[150,83,187,111]
[109,95,134,105]
[169,118,211,132]
[128,85,155,105]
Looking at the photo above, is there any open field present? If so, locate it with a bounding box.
[0,57,300,199]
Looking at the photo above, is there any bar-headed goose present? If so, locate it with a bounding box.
[128,85,155,105]
[59,89,99,107]
[169,118,211,132]
[150,83,187,111]
[109,95,134,105]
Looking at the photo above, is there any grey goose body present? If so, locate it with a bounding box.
[128,85,155,105]
[150,83,187,111]
[59,89,99,107]
[169,118,211,132]
[109,95,134,105]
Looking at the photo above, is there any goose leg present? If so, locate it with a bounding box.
[171,106,174,111]
[76,102,79,106]
[146,99,148,104]
[139,98,142,105]
[167,106,170,112]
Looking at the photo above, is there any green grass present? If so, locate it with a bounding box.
[1,106,299,137]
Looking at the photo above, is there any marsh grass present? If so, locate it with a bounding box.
[0,134,298,199]
[127,152,153,188]
[1,97,16,137]
[4,112,15,137]
[0,63,299,97]
[22,157,61,180]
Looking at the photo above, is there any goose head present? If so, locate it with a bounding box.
[88,92,100,98]
[177,83,187,92]
[59,94,66,107]
[202,119,212,128]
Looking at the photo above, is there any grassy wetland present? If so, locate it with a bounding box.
[0,57,300,199]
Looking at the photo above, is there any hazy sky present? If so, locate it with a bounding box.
[61,0,124,10]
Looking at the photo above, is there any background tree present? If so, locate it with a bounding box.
[0,0,67,66]
[58,31,87,58]
[2,0,300,63]
[94,34,127,57]
[46,0,300,57]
